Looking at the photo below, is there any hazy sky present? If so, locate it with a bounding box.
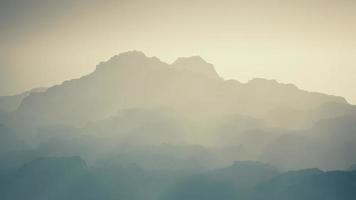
[1,0,356,103]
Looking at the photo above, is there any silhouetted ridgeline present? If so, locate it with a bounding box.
[0,51,356,199]
[0,156,356,200]
[13,51,347,127]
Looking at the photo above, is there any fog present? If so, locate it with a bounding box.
[1,0,356,199]
[1,0,356,103]
[1,51,356,199]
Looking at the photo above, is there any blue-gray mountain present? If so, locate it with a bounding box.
[0,156,355,200]
[0,51,355,199]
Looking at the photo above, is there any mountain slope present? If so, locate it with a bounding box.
[252,169,356,200]
[0,87,46,112]
[13,51,348,127]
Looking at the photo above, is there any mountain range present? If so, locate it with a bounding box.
[1,156,355,200]
[9,51,349,128]
[1,51,356,199]
[0,51,356,171]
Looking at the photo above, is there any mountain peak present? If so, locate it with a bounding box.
[116,50,146,57]
[172,56,221,80]
[109,50,151,63]
[95,50,165,71]
[174,56,206,63]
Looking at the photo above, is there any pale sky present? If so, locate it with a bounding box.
[1,0,356,103]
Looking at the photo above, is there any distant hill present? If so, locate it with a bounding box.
[13,51,347,128]
[349,164,356,171]
[1,156,356,200]
[260,114,356,170]
[252,169,356,200]
[0,156,99,200]
[0,51,355,170]
[0,87,46,112]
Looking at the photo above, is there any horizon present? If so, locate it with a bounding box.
[2,50,352,105]
[1,0,356,104]
[1,1,356,199]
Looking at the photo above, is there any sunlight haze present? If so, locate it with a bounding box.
[1,0,356,103]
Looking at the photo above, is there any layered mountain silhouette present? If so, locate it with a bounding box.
[0,87,46,112]
[0,51,355,170]
[1,51,356,199]
[1,156,356,200]
[10,51,347,128]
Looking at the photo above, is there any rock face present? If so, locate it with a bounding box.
[12,51,347,127]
